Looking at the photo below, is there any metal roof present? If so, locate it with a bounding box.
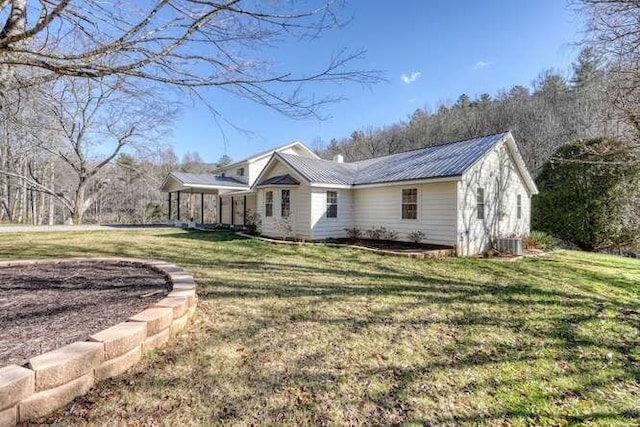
[170,172,247,187]
[256,174,300,186]
[278,132,509,186]
[277,155,359,186]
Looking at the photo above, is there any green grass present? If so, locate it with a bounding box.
[0,228,638,426]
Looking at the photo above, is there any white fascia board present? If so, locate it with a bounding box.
[503,134,539,195]
[309,183,352,189]
[187,183,249,191]
[352,176,461,189]
[220,189,257,196]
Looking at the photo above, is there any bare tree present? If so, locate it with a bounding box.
[577,0,640,148]
[0,1,380,118]
[1,77,173,223]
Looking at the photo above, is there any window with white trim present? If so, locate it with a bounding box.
[281,189,290,218]
[237,167,245,176]
[265,191,273,217]
[517,194,522,219]
[326,191,338,218]
[477,188,485,220]
[401,188,418,220]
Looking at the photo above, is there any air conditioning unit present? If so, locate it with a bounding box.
[496,238,523,255]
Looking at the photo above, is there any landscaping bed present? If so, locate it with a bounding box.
[0,260,171,367]
[326,238,453,252]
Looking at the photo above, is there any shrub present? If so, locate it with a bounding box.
[380,227,398,240]
[533,137,640,251]
[245,210,262,235]
[365,227,383,240]
[364,227,398,241]
[408,230,426,243]
[275,219,294,240]
[344,227,362,240]
[523,231,555,251]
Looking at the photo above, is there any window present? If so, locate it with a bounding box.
[220,172,225,177]
[402,188,418,220]
[517,194,522,219]
[237,167,245,177]
[326,191,338,218]
[477,188,485,219]
[265,191,273,217]
[281,189,290,218]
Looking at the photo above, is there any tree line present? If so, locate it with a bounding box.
[317,47,619,177]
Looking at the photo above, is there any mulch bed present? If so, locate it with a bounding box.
[0,261,171,367]
[327,238,453,252]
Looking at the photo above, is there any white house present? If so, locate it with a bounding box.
[161,131,538,256]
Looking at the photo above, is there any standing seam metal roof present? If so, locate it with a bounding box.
[170,172,248,187]
[277,132,508,186]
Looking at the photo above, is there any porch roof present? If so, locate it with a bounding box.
[160,172,249,194]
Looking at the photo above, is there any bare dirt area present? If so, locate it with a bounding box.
[0,260,171,367]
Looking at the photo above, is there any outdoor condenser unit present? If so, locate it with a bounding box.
[496,238,523,255]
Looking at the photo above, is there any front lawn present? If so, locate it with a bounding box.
[0,229,638,425]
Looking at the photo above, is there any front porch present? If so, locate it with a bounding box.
[160,172,256,227]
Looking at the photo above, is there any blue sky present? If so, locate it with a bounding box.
[168,1,583,163]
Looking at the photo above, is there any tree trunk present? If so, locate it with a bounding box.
[72,179,87,224]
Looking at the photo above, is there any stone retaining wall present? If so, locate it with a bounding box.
[0,258,197,426]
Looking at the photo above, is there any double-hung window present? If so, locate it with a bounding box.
[402,188,418,220]
[326,191,338,218]
[265,191,273,217]
[516,194,522,219]
[281,189,290,218]
[477,188,485,220]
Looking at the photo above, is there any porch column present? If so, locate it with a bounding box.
[231,196,234,226]
[243,195,247,225]
[177,191,181,221]
[218,196,222,224]
[201,193,205,224]
[167,192,172,220]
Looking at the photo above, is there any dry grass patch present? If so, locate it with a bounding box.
[0,228,638,425]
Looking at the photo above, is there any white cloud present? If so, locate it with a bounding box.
[473,61,490,69]
[400,71,421,84]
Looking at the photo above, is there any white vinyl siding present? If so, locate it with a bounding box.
[217,162,249,184]
[352,182,457,246]
[310,188,353,239]
[457,141,532,256]
[258,185,310,239]
[248,157,269,186]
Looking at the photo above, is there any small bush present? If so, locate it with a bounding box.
[408,230,425,243]
[380,227,398,240]
[275,219,294,240]
[365,227,398,241]
[344,227,362,240]
[245,210,262,235]
[365,227,383,240]
[524,230,555,251]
